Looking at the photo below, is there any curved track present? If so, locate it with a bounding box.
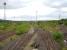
[2,28,35,50]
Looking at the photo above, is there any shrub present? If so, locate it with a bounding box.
[15,23,30,35]
[52,32,64,46]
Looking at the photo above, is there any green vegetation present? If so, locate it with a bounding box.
[37,21,59,32]
[62,47,67,50]
[52,32,64,47]
[58,19,67,25]
[15,22,31,35]
[36,20,67,49]
[0,19,67,49]
[0,20,31,35]
[52,32,63,42]
[0,21,16,34]
[0,20,31,49]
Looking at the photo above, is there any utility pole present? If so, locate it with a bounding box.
[14,16,15,20]
[35,10,38,27]
[3,2,6,20]
[58,7,61,20]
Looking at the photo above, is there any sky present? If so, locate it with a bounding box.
[0,0,67,21]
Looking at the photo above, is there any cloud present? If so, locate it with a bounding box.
[0,1,56,17]
[0,0,67,21]
[43,0,67,7]
[0,0,31,9]
[39,10,67,20]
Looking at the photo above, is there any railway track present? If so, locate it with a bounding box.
[35,28,60,50]
[2,27,35,50]
[59,25,67,46]
[2,28,60,50]
[0,31,16,41]
[60,25,67,37]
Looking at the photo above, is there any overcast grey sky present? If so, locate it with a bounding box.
[0,0,67,21]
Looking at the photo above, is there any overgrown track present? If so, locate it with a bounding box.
[0,32,16,41]
[35,28,60,50]
[2,28,60,50]
[60,25,67,38]
[59,25,67,46]
[2,28,35,50]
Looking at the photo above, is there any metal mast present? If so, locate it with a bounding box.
[58,7,61,20]
[35,10,38,26]
[3,2,6,20]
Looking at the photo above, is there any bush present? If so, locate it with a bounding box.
[58,20,63,25]
[15,23,30,35]
[64,22,67,26]
[52,32,63,41]
[52,32,64,46]
[16,31,23,35]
